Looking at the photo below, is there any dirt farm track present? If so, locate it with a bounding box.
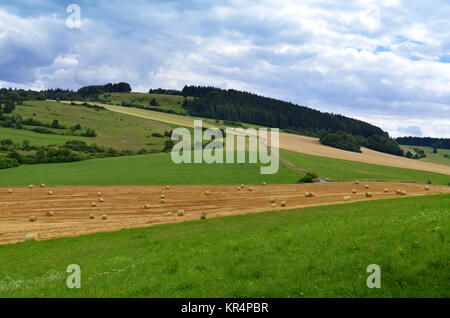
[0,182,448,245]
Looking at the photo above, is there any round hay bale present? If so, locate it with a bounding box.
[47,211,54,217]
[401,190,406,196]
[97,192,102,196]
[425,186,430,191]
[29,216,36,222]
[160,199,165,203]
[91,202,97,207]
[48,190,53,195]
[89,214,95,219]
[241,184,245,188]
[280,201,287,207]
[165,185,170,190]
[365,185,369,189]
[352,189,357,194]
[248,187,253,192]
[205,190,211,195]
[344,196,351,202]
[355,180,360,184]
[396,189,402,194]
[99,198,104,203]
[262,182,266,186]
[161,194,165,199]
[144,204,151,209]
[270,197,275,203]
[365,192,373,198]
[237,187,241,191]
[40,184,45,188]
[25,233,38,242]
[384,188,389,193]
[102,214,108,220]
[177,210,184,216]
[165,212,172,216]
[271,203,277,208]
[200,211,207,220]
[29,185,34,189]
[8,189,13,194]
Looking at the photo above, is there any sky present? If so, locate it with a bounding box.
[0,0,449,138]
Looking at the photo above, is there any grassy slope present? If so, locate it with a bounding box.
[0,194,448,298]
[12,100,173,151]
[281,149,450,185]
[401,145,450,167]
[0,152,300,186]
[0,126,87,146]
[98,92,188,114]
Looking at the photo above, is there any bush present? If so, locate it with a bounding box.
[0,157,19,169]
[320,131,361,153]
[298,172,319,183]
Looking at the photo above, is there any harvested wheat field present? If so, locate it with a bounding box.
[277,133,450,175]
[0,182,448,245]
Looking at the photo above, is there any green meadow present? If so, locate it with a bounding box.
[11,100,173,151]
[98,92,188,114]
[281,150,450,185]
[0,152,300,186]
[1,194,448,298]
[0,126,87,146]
[400,145,450,167]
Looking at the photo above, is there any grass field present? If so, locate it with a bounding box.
[0,126,88,146]
[98,92,188,114]
[400,145,450,167]
[0,152,300,186]
[0,194,448,298]
[12,100,173,151]
[281,149,450,185]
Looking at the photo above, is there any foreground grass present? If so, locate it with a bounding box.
[0,194,448,298]
[0,152,300,186]
[281,149,450,185]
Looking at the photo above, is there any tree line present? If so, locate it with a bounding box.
[396,137,450,150]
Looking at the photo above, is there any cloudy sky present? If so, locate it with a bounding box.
[1,0,449,137]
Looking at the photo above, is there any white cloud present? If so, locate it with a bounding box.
[0,0,449,137]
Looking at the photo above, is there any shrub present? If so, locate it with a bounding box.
[0,157,19,169]
[298,172,319,183]
[320,131,361,153]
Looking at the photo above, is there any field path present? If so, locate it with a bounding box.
[1,183,448,245]
[99,104,450,176]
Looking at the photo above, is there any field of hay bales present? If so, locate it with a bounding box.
[0,193,448,298]
[1,182,448,245]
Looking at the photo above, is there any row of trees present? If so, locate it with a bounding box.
[0,82,132,105]
[396,137,449,150]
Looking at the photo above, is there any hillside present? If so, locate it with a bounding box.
[93,102,450,177]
